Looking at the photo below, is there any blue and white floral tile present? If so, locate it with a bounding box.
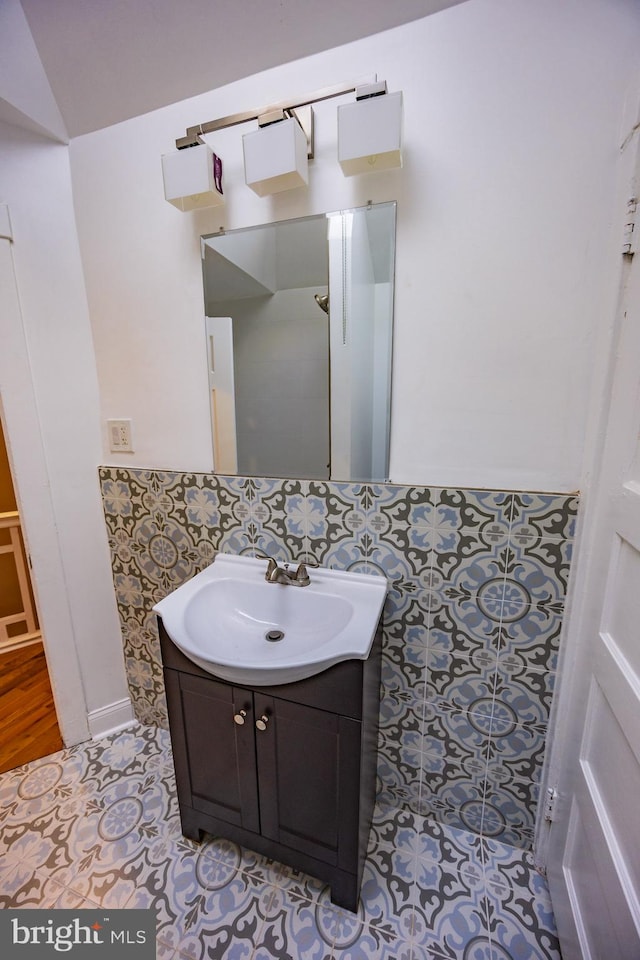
[171,472,221,527]
[381,581,427,627]
[100,469,137,519]
[504,539,573,608]
[382,607,428,698]
[368,806,429,861]
[381,633,427,701]
[485,907,560,960]
[493,658,554,728]
[130,689,168,728]
[0,755,98,872]
[369,487,435,560]
[130,512,205,592]
[366,530,425,580]
[136,470,189,522]
[357,842,420,943]
[203,475,262,556]
[379,688,425,732]
[199,836,289,891]
[483,846,561,960]
[424,648,498,716]
[366,483,422,531]
[330,929,417,960]
[252,884,338,960]
[71,722,173,787]
[420,761,487,836]
[121,616,163,684]
[365,484,431,525]
[377,705,423,803]
[422,704,490,775]
[307,481,368,542]
[384,489,513,542]
[127,841,273,959]
[481,778,538,849]
[497,600,564,673]
[508,493,579,543]
[485,716,547,785]
[214,475,304,560]
[376,784,424,817]
[428,596,502,658]
[482,835,547,894]
[247,479,315,560]
[0,745,90,820]
[370,805,485,885]
[0,728,563,959]
[411,858,490,958]
[385,596,430,645]
[0,859,69,909]
[44,766,182,907]
[423,493,513,597]
[434,541,511,609]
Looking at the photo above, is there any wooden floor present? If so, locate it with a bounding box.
[0,642,64,775]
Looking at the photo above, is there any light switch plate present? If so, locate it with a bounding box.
[107,419,134,453]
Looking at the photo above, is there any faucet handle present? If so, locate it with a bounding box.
[295,558,318,585]
[254,551,279,580]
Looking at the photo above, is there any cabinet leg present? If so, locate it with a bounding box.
[329,877,359,915]
[180,809,204,843]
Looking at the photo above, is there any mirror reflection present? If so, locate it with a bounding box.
[202,201,395,480]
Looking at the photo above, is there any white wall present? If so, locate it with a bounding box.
[69,0,640,493]
[0,122,132,741]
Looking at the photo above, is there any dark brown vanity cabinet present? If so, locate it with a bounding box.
[159,620,382,913]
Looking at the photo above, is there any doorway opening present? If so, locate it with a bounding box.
[0,415,63,773]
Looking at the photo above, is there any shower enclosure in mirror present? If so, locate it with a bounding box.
[202,201,395,481]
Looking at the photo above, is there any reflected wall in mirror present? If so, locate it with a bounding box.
[202,201,396,481]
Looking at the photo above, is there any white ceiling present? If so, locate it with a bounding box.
[19,0,466,138]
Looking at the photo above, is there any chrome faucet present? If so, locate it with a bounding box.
[258,554,316,587]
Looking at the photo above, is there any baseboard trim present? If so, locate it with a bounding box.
[88,697,136,740]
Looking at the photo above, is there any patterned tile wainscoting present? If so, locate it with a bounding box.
[99,468,579,851]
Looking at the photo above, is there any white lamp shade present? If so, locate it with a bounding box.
[338,91,403,176]
[243,117,309,196]
[162,143,224,211]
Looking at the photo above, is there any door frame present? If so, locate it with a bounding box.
[0,222,89,746]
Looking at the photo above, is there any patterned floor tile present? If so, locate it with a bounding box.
[253,885,336,959]
[0,725,562,960]
[330,928,418,959]
[0,859,64,908]
[126,837,272,958]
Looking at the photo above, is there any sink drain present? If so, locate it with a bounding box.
[265,629,285,643]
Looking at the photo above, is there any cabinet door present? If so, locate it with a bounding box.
[254,693,361,869]
[177,673,260,833]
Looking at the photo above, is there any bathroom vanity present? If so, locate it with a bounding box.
[159,618,382,912]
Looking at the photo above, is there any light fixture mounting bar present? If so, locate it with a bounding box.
[175,76,376,150]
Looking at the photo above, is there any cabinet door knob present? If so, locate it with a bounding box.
[255,715,269,731]
[233,709,247,725]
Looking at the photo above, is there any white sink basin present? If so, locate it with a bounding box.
[153,552,387,685]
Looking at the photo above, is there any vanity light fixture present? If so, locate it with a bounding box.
[161,142,224,210]
[338,81,403,176]
[243,109,310,196]
[164,77,402,207]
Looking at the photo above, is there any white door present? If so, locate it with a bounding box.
[543,158,640,953]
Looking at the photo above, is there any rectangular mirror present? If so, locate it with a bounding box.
[202,201,395,480]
